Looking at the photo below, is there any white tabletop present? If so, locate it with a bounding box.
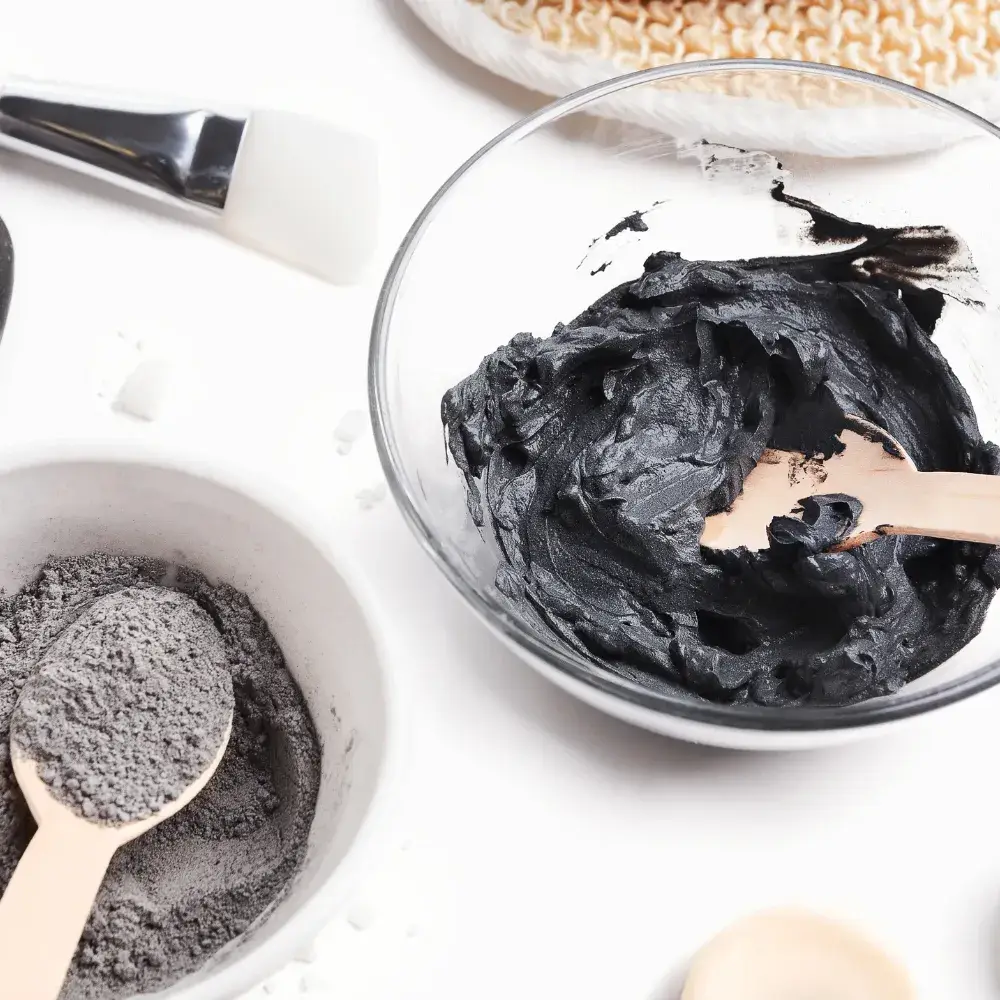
[3,4,1000,998]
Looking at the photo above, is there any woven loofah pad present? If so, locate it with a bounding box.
[475,0,1000,92]
[404,0,1000,154]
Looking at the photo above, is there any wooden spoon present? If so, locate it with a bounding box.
[701,416,1000,552]
[0,716,232,1000]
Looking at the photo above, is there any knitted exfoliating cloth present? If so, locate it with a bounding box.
[403,0,1000,154]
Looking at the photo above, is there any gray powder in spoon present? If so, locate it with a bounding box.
[0,554,322,999]
[10,588,234,824]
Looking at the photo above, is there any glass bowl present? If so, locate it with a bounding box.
[370,60,1000,749]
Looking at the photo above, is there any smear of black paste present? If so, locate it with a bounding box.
[578,201,667,272]
[442,183,1000,707]
[605,210,649,239]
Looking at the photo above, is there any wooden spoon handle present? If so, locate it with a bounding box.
[0,819,118,1000]
[883,470,1000,545]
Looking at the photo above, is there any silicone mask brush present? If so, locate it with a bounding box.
[0,78,379,284]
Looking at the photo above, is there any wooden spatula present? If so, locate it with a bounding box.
[0,717,232,1000]
[701,416,1000,552]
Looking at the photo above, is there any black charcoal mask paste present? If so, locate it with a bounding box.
[442,185,1000,707]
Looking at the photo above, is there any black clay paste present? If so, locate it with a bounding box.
[442,186,1000,707]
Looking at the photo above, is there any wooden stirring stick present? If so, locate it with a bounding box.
[701,416,1000,552]
[0,719,231,1000]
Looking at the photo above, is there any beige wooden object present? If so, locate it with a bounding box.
[681,908,915,1000]
[0,719,232,1000]
[701,418,1000,551]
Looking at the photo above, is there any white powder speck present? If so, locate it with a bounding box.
[334,409,368,455]
[112,356,174,422]
[356,482,387,511]
[296,939,319,964]
[346,899,377,931]
[299,970,335,994]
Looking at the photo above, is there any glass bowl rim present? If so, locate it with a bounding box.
[370,58,1000,732]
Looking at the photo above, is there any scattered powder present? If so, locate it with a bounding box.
[299,970,336,994]
[356,482,387,511]
[334,409,368,456]
[11,588,233,824]
[0,554,322,999]
[112,356,174,422]
[346,899,377,931]
[95,330,142,404]
[296,939,320,965]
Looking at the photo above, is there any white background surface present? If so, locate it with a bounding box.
[3,4,1000,997]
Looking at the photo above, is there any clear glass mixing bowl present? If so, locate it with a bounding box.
[370,60,1000,748]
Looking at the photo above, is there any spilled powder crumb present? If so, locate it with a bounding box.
[334,409,369,455]
[299,971,335,993]
[112,356,174,422]
[296,939,320,965]
[94,329,142,404]
[346,899,377,931]
[356,482,387,511]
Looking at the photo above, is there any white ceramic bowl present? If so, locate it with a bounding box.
[0,440,397,1000]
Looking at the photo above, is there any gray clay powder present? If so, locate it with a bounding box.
[0,555,322,999]
[11,588,234,824]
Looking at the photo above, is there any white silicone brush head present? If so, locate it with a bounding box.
[219,109,380,285]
